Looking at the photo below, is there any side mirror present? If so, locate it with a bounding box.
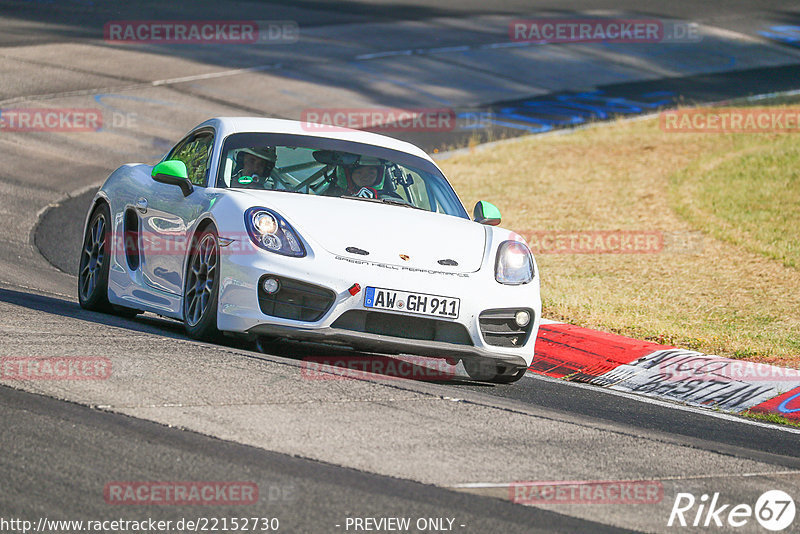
[152,160,193,197]
[473,200,501,226]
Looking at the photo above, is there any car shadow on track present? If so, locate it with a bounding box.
[0,286,190,339]
[257,337,484,386]
[0,286,483,386]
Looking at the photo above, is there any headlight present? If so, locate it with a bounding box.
[495,240,534,285]
[253,211,278,235]
[244,207,306,257]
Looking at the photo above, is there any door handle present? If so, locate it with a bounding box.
[135,198,148,214]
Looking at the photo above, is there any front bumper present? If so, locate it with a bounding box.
[246,323,529,371]
[217,242,540,368]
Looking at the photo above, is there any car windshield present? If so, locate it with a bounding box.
[217,132,469,219]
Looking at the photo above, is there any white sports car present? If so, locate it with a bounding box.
[79,117,540,383]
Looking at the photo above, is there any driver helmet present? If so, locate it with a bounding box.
[343,156,386,191]
[237,146,277,174]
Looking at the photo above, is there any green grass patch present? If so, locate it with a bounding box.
[438,105,800,366]
[739,410,800,429]
[670,135,800,269]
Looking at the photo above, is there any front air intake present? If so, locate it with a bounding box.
[478,308,534,347]
[331,310,472,345]
[257,275,335,322]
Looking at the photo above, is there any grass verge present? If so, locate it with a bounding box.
[439,106,800,367]
[739,410,800,429]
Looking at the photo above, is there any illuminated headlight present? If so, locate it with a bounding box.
[245,207,306,257]
[495,241,534,285]
[253,211,278,235]
[515,310,530,327]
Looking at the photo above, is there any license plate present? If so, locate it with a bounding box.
[364,287,460,318]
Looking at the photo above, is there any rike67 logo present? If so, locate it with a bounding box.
[668,490,795,531]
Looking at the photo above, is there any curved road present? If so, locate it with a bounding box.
[3,1,800,532]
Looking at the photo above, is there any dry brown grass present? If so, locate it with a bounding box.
[439,118,800,367]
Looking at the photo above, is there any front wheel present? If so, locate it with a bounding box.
[489,368,528,384]
[463,359,527,384]
[183,228,221,341]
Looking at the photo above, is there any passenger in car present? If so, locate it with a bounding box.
[232,147,277,188]
[324,157,402,199]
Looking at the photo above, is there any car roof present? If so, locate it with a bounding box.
[196,117,434,163]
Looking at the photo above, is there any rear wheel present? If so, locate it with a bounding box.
[183,228,221,341]
[78,204,112,311]
[78,203,142,318]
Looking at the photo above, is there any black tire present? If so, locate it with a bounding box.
[78,203,144,318]
[489,368,528,384]
[78,203,113,312]
[255,335,284,354]
[183,227,221,341]
[110,305,142,318]
[463,359,527,384]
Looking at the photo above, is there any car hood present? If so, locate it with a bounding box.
[232,191,486,273]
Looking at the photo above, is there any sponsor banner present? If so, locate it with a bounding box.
[591,349,800,412]
[104,482,258,505]
[104,20,298,44]
[660,108,800,133]
[300,108,456,132]
[0,108,102,132]
[1,357,111,380]
[301,355,458,381]
[511,480,663,505]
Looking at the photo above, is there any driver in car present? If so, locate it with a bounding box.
[232,147,277,188]
[324,157,401,199]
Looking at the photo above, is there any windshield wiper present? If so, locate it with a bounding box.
[341,195,424,210]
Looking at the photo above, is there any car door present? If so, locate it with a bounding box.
[140,129,215,296]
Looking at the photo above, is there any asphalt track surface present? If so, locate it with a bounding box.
[4,1,800,532]
[3,385,617,533]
